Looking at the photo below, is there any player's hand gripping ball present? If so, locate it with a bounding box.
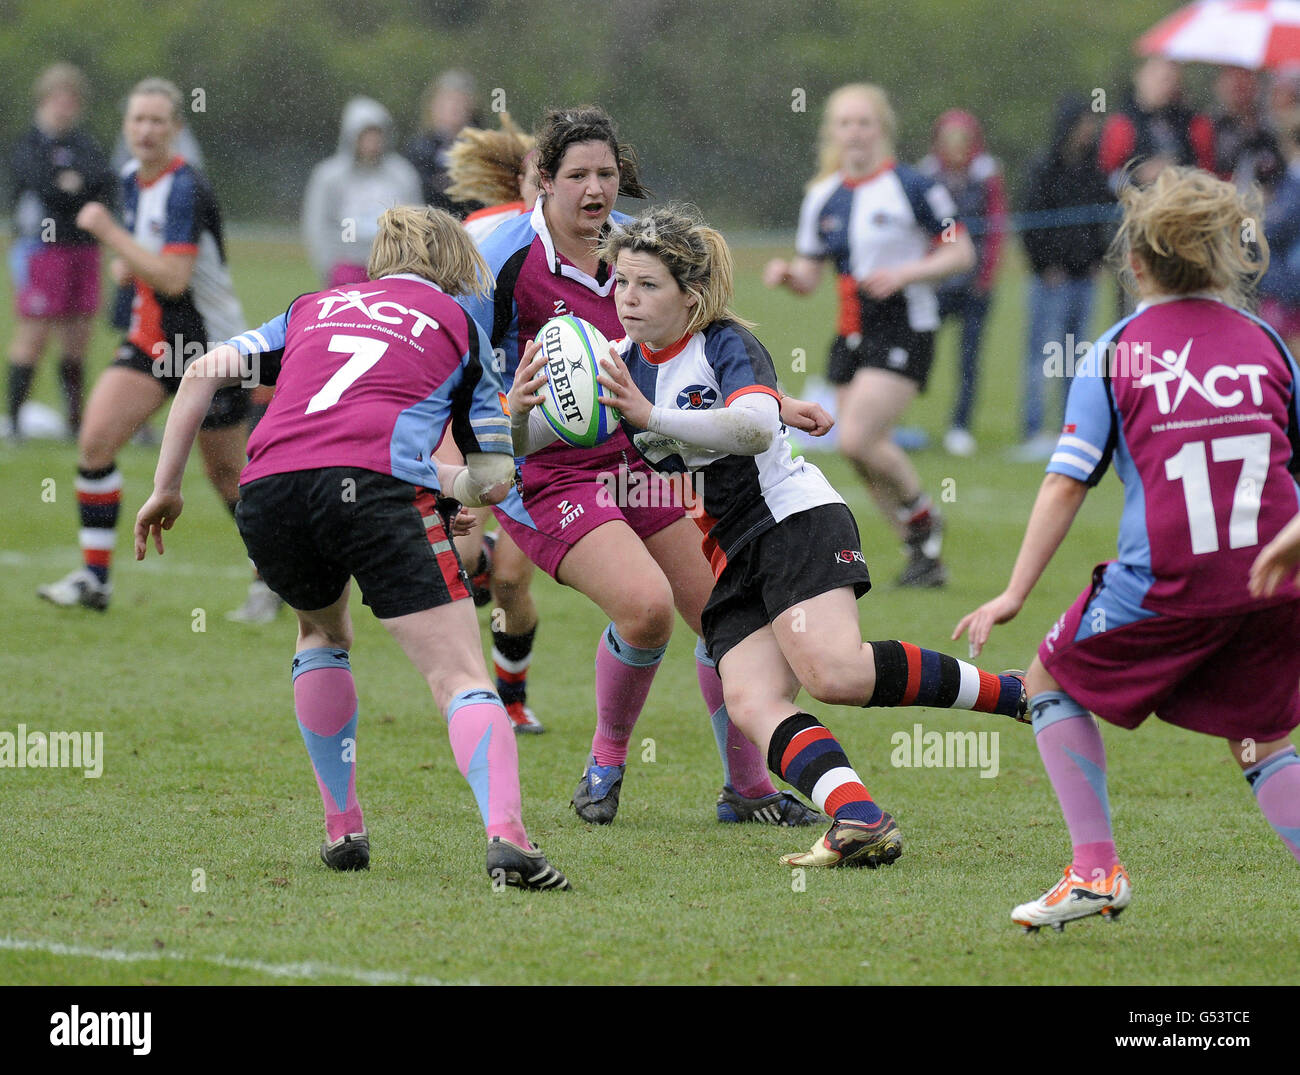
[534,315,620,448]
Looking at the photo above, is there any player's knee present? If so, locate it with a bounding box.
[721,680,762,729]
[204,463,239,502]
[491,557,531,594]
[297,621,352,651]
[613,585,675,648]
[77,435,116,472]
[800,652,871,706]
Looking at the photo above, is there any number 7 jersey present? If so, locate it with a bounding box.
[1048,295,1300,614]
[232,273,512,489]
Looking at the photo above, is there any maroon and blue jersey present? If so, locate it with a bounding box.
[457,196,636,468]
[1048,297,1300,615]
[233,273,511,489]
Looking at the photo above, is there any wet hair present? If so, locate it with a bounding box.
[597,204,754,335]
[810,83,896,188]
[445,112,536,207]
[367,205,491,298]
[128,77,184,122]
[1111,166,1268,308]
[534,105,650,198]
[34,63,88,105]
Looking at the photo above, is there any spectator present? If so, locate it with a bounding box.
[1099,57,1214,191]
[917,109,1006,457]
[405,70,483,215]
[1258,108,1300,350]
[1012,95,1113,462]
[1211,66,1284,193]
[7,63,114,440]
[301,97,422,287]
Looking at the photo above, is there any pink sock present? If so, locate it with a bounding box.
[446,689,528,847]
[695,641,776,798]
[726,722,776,799]
[591,624,665,766]
[292,648,363,843]
[1247,746,1300,863]
[1030,691,1118,879]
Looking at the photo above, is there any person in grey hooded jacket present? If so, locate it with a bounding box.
[301,96,422,287]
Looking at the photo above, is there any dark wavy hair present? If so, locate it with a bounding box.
[534,105,650,199]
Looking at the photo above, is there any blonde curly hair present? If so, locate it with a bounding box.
[445,112,536,208]
[1112,166,1269,308]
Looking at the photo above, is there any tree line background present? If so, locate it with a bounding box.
[0,0,1204,229]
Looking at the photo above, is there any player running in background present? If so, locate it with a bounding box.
[38,78,250,612]
[7,63,115,441]
[463,106,829,825]
[765,84,975,588]
[513,203,1026,867]
[133,206,569,890]
[955,168,1300,930]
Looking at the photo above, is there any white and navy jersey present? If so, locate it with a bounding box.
[620,320,843,576]
[121,156,245,355]
[795,161,958,334]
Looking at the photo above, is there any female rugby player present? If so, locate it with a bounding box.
[957,168,1300,929]
[512,203,1027,867]
[134,206,569,890]
[765,84,976,588]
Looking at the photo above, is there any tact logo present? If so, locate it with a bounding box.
[1139,338,1268,415]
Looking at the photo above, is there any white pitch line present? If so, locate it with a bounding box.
[0,936,464,986]
[0,549,249,578]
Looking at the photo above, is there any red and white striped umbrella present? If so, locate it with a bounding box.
[1138,0,1300,69]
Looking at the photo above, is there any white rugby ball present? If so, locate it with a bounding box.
[535,315,620,448]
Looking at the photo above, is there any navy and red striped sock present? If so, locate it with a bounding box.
[76,463,121,584]
[492,624,535,707]
[867,641,1021,718]
[767,712,881,824]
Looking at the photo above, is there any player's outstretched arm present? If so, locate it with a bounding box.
[780,394,834,436]
[953,472,1089,657]
[76,202,196,298]
[134,344,244,559]
[1250,513,1300,597]
[763,255,823,294]
[862,229,975,300]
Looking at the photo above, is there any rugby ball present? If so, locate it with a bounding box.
[535,315,620,448]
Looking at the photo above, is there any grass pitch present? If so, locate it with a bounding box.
[1,236,1296,986]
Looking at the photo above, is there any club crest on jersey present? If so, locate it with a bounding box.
[676,385,717,410]
[1139,338,1268,415]
[834,549,866,565]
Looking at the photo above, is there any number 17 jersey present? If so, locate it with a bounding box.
[1048,296,1300,614]
[233,273,512,490]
